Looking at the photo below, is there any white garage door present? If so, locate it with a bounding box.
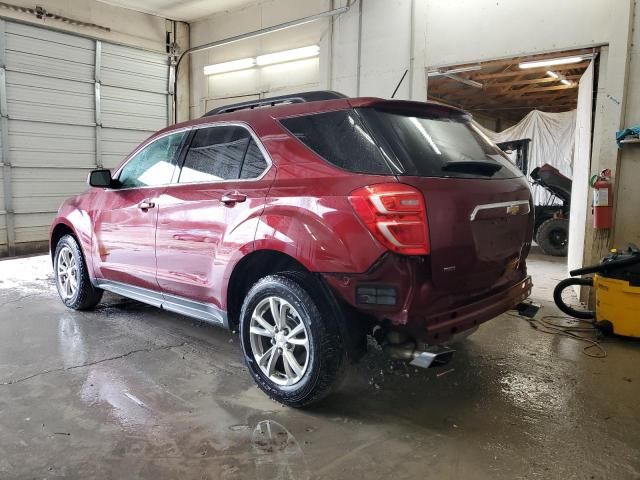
[0,20,169,256]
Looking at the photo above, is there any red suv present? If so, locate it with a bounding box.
[50,91,533,407]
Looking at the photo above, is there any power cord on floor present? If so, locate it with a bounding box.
[507,312,607,358]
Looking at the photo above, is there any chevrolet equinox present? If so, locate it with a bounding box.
[51,91,533,407]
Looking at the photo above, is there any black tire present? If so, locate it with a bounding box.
[553,277,595,320]
[537,218,569,256]
[53,234,103,310]
[239,273,347,408]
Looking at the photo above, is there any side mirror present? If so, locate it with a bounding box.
[88,169,113,188]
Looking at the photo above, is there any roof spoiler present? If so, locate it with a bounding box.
[203,91,348,116]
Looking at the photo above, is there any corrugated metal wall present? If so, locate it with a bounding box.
[0,20,169,256]
[100,42,169,169]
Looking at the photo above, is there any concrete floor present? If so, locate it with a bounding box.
[0,250,639,480]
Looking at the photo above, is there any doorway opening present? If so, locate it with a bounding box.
[427,48,600,274]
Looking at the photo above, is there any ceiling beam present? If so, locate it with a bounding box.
[473,61,591,80]
[518,83,578,94]
[480,74,582,89]
[436,48,595,75]
[428,73,582,95]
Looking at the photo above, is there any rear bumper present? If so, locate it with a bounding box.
[417,275,532,343]
[322,253,532,345]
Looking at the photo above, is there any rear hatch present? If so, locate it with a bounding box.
[359,104,532,291]
[279,101,533,293]
[401,175,531,291]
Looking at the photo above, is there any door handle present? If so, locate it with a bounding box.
[138,200,156,210]
[221,192,247,205]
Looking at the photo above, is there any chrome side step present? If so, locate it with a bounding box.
[95,279,228,328]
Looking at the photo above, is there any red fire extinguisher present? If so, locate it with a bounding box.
[590,169,613,229]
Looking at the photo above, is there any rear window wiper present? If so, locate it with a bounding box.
[442,160,502,175]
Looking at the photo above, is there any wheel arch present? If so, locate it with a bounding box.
[50,222,78,262]
[226,249,308,330]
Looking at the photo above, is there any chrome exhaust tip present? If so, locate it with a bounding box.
[409,348,455,369]
[383,340,455,369]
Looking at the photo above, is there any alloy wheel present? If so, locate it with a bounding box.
[249,296,310,386]
[56,246,78,300]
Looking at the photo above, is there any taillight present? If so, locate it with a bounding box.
[348,183,430,255]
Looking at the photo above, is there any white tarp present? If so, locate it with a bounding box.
[476,109,577,205]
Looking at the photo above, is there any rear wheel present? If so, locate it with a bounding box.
[239,273,347,407]
[537,218,569,256]
[54,234,103,310]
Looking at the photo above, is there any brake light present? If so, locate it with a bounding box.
[348,183,430,255]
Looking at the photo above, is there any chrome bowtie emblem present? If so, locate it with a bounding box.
[506,204,521,216]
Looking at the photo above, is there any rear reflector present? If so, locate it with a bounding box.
[348,183,430,255]
[356,285,397,305]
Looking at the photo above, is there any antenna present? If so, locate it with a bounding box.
[391,69,409,98]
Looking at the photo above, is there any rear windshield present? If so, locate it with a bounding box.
[280,107,521,179]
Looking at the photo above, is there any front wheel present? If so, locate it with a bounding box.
[54,234,103,310]
[239,273,347,407]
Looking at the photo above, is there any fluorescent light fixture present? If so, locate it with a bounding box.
[546,70,574,86]
[203,45,320,76]
[203,57,255,75]
[443,73,483,88]
[427,65,481,77]
[519,56,584,69]
[256,45,320,66]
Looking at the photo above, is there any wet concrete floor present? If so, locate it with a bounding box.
[0,249,639,479]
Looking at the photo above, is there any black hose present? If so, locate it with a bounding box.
[553,277,595,320]
[570,253,640,276]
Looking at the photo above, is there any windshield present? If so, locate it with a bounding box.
[357,107,522,179]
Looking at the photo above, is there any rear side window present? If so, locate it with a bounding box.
[179,126,269,183]
[179,126,249,183]
[280,110,392,175]
[240,140,268,179]
[359,108,522,179]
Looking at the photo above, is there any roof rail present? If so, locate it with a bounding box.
[203,91,348,116]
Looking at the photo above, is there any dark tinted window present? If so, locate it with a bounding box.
[118,132,186,188]
[280,110,392,174]
[240,140,268,179]
[358,108,521,179]
[179,126,250,183]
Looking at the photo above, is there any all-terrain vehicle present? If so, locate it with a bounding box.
[530,164,572,256]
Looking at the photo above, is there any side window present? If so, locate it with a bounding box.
[179,126,250,183]
[240,140,269,179]
[118,132,186,188]
[280,110,392,174]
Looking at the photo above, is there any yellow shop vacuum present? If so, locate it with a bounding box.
[554,244,640,337]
